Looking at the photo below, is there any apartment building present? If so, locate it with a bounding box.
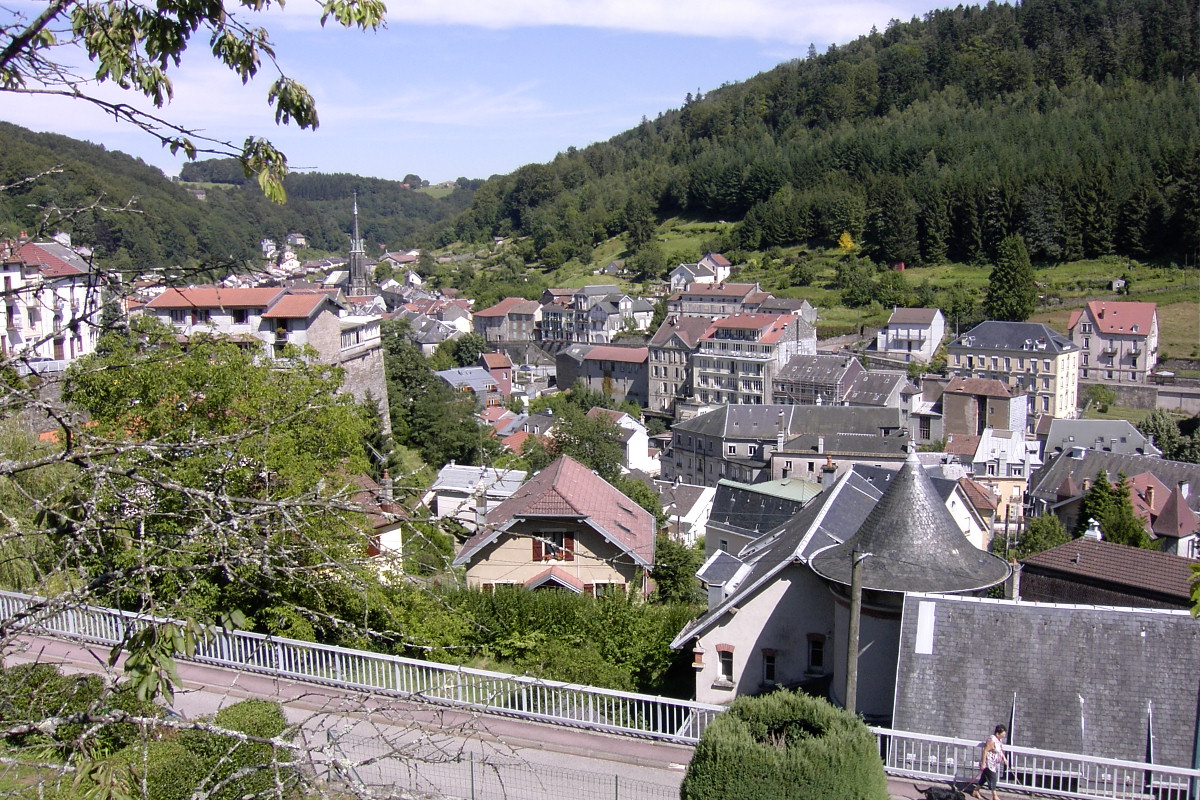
[693,314,816,406]
[947,321,1079,420]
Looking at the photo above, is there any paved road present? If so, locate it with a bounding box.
[4,634,966,800]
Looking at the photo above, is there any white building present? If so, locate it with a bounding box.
[1,239,104,369]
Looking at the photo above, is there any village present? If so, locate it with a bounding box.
[4,201,1199,778]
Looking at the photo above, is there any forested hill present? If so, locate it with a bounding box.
[436,0,1199,269]
[0,123,474,269]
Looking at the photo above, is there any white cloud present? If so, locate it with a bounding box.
[379,0,924,45]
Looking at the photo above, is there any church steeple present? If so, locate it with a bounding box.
[348,192,370,295]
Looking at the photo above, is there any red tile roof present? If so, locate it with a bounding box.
[584,346,647,363]
[482,352,512,369]
[945,376,1014,397]
[1069,301,1157,337]
[1021,537,1198,601]
[475,297,536,317]
[16,242,89,277]
[706,313,795,343]
[146,287,284,309]
[477,455,655,565]
[1151,484,1199,540]
[261,293,329,319]
[678,282,760,298]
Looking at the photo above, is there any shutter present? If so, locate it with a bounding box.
[584,584,595,597]
[532,537,543,561]
[563,534,575,562]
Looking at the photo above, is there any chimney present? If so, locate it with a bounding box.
[1005,558,1021,600]
[817,436,825,454]
[1083,518,1103,540]
[820,456,837,487]
[1145,485,1155,508]
[1098,305,1105,319]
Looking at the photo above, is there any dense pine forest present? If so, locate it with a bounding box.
[0,123,474,269]
[1,0,1196,273]
[439,0,1200,269]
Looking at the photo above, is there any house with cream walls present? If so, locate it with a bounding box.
[453,455,656,595]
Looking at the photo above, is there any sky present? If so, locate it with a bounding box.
[2,0,946,184]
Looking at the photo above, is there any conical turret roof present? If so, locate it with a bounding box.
[810,450,1010,593]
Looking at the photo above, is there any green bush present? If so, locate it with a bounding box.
[106,740,207,800]
[177,699,297,800]
[681,691,889,800]
[0,663,159,757]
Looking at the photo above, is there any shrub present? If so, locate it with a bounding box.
[106,740,207,800]
[178,699,297,800]
[681,691,889,800]
[0,663,159,757]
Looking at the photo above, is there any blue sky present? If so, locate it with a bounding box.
[3,0,946,183]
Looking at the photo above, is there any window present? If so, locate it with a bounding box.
[719,539,729,552]
[1043,359,1051,372]
[1004,357,1011,370]
[531,532,574,561]
[807,634,826,674]
[1081,322,1093,333]
[716,644,735,683]
[1082,354,1089,365]
[231,309,248,325]
[920,417,931,439]
[762,650,777,685]
[1082,337,1090,348]
[727,444,736,455]
[1042,395,1051,412]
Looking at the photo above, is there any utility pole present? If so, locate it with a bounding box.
[845,550,872,716]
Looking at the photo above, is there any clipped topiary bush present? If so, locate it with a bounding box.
[0,663,160,757]
[681,690,889,800]
[106,740,207,800]
[178,699,297,800]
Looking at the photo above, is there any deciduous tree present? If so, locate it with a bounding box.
[0,0,385,200]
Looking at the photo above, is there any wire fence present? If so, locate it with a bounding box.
[319,735,680,800]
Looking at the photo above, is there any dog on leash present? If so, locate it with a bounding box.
[915,784,972,800]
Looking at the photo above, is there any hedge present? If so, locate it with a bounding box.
[680,690,889,800]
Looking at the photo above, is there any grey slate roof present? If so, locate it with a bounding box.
[431,465,527,497]
[1042,419,1160,457]
[893,593,1200,767]
[706,479,818,538]
[777,354,859,383]
[673,404,904,440]
[781,431,910,458]
[1030,450,1200,508]
[810,451,1010,592]
[697,550,744,586]
[949,320,1077,354]
[435,366,496,394]
[842,372,914,406]
[671,468,899,648]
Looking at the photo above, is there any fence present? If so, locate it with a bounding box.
[5,590,1199,800]
[0,590,723,745]
[871,727,1200,800]
[321,734,679,800]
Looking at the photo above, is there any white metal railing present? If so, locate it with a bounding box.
[0,590,723,745]
[5,588,1198,798]
[871,727,1199,800]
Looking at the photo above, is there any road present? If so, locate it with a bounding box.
[5,634,941,800]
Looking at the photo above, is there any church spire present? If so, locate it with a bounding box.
[348,191,370,295]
